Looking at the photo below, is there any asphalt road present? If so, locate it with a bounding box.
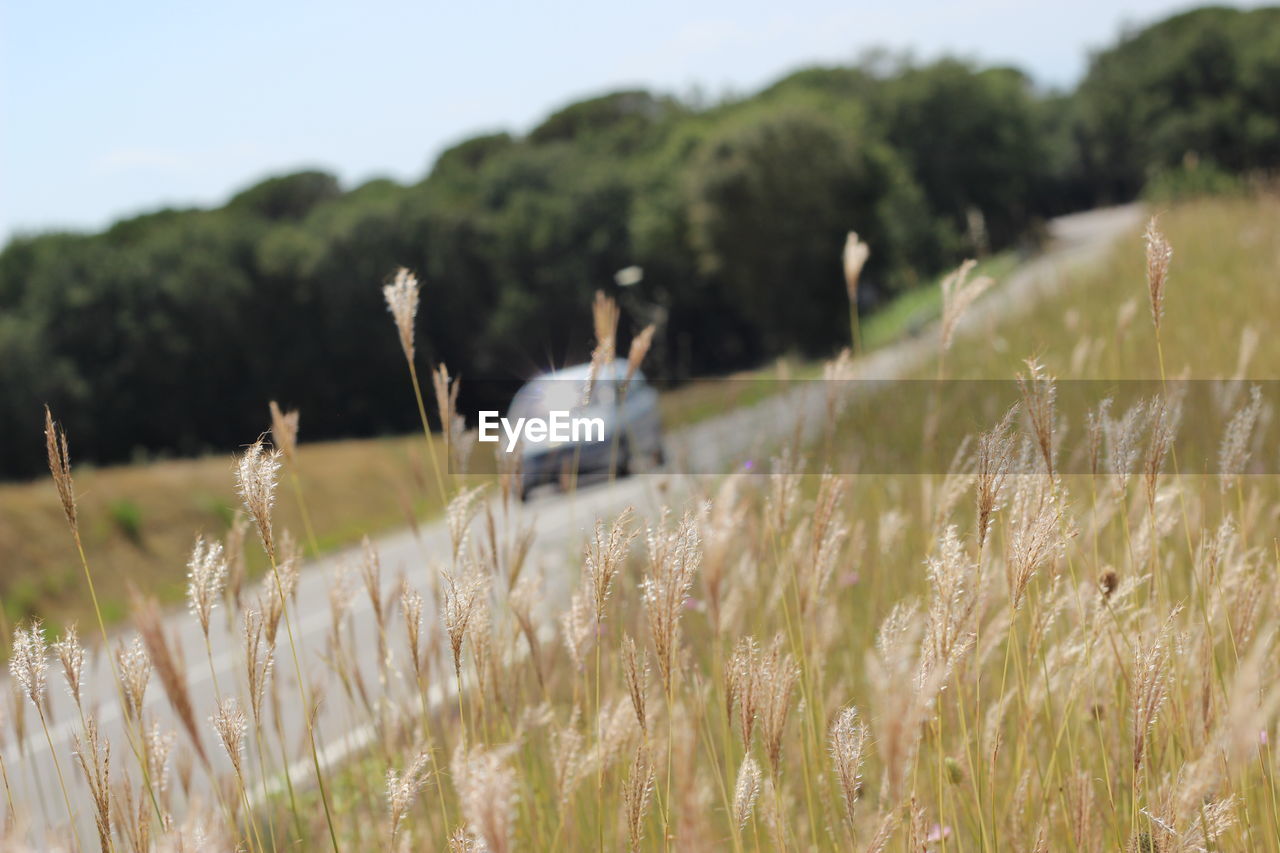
[2,203,1142,847]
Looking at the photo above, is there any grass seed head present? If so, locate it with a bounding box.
[384,266,420,361]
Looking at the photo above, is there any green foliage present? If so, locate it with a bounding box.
[1143,160,1244,203]
[1,5,1276,478]
[107,498,145,545]
[1072,6,1280,202]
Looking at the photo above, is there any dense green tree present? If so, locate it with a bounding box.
[1073,6,1280,202]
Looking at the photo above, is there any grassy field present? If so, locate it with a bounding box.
[7,195,1280,852]
[0,434,450,632]
[0,249,1014,634]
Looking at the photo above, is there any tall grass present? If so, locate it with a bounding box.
[3,196,1280,851]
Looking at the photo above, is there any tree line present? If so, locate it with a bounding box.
[1,6,1277,478]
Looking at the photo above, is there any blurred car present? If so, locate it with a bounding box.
[508,359,663,500]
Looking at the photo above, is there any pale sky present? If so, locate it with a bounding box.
[0,0,1242,242]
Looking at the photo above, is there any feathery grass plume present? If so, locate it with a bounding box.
[1085,398,1110,477]
[550,712,588,808]
[582,289,620,406]
[452,744,517,853]
[268,400,300,463]
[621,633,648,735]
[9,622,48,709]
[726,636,761,746]
[235,438,283,561]
[44,406,77,531]
[976,404,1018,551]
[1144,217,1172,332]
[186,535,228,639]
[641,509,702,693]
[387,748,433,844]
[433,362,459,456]
[242,608,274,723]
[1005,477,1063,611]
[921,525,980,682]
[1104,397,1148,490]
[147,723,176,805]
[400,580,425,682]
[1143,393,1182,512]
[52,624,86,712]
[823,348,857,423]
[622,323,656,395]
[113,773,153,853]
[940,259,993,352]
[441,563,487,678]
[1218,384,1262,491]
[560,587,594,671]
[1132,611,1179,777]
[1017,358,1057,478]
[116,636,151,725]
[843,231,870,351]
[584,507,637,625]
[508,571,544,686]
[224,512,249,608]
[830,705,869,825]
[623,742,655,852]
[733,755,762,830]
[211,696,247,779]
[134,592,208,766]
[359,536,389,658]
[798,472,848,614]
[73,718,112,853]
[758,634,799,776]
[383,266,420,361]
[445,484,486,561]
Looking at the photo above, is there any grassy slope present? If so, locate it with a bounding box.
[0,251,1018,632]
[3,196,1268,632]
[306,196,1280,849]
[0,435,451,631]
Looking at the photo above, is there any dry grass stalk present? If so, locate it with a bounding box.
[44,406,77,531]
[452,744,517,853]
[1017,358,1057,478]
[1132,613,1177,777]
[830,705,868,825]
[186,535,228,639]
[1144,217,1172,332]
[387,748,433,843]
[243,608,274,723]
[52,625,86,713]
[582,290,620,406]
[116,637,151,725]
[843,231,870,304]
[623,324,656,394]
[623,742,655,852]
[441,563,487,678]
[72,718,112,853]
[584,507,637,625]
[383,266,420,361]
[134,592,209,766]
[1218,384,1262,491]
[758,635,799,776]
[940,259,993,352]
[211,696,248,779]
[733,755,762,829]
[976,404,1018,551]
[269,400,300,463]
[235,438,283,561]
[621,633,648,735]
[641,510,702,694]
